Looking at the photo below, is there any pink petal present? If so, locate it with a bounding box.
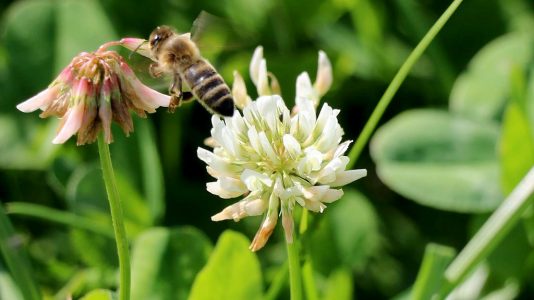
[136,84,171,108]
[17,86,59,112]
[119,38,152,59]
[120,62,170,108]
[52,104,85,144]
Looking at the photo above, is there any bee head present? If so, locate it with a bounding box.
[149,26,175,50]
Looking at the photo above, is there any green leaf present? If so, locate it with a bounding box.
[131,227,212,300]
[309,190,380,274]
[0,266,23,300]
[189,230,263,300]
[0,204,41,300]
[371,109,502,212]
[53,0,116,72]
[137,121,166,223]
[0,114,58,170]
[500,72,534,195]
[66,164,152,236]
[65,164,151,268]
[323,268,353,300]
[80,289,116,300]
[449,32,534,120]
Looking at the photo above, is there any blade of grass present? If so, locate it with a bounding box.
[440,166,534,298]
[411,243,456,300]
[347,0,465,168]
[0,204,41,300]
[6,202,114,238]
[137,121,165,223]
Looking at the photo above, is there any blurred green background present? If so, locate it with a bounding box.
[1,0,534,299]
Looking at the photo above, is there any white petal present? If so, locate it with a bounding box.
[300,185,329,201]
[316,157,345,184]
[197,148,239,176]
[295,72,317,109]
[247,127,262,155]
[334,140,352,158]
[330,169,367,187]
[211,198,267,221]
[313,50,333,97]
[259,131,279,163]
[257,59,270,96]
[241,169,272,191]
[17,86,59,112]
[249,46,264,85]
[206,176,247,199]
[232,71,250,109]
[257,96,278,132]
[297,147,323,174]
[52,104,85,144]
[320,188,344,203]
[283,134,301,159]
[303,199,327,213]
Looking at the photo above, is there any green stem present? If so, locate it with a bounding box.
[286,239,303,300]
[6,202,114,238]
[347,0,465,168]
[439,166,534,298]
[98,136,130,300]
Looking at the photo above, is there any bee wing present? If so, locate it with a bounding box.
[189,11,251,54]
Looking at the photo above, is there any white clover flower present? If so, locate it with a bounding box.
[197,47,366,251]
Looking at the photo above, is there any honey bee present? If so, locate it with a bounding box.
[148,22,235,116]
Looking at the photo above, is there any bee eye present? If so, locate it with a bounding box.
[151,35,161,47]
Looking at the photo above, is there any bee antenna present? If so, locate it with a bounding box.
[128,40,148,60]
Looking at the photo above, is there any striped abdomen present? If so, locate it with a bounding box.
[183,60,234,116]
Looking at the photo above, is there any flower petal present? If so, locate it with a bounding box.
[211,197,266,221]
[17,86,59,112]
[206,176,247,199]
[241,169,272,191]
[120,38,152,59]
[232,71,251,109]
[295,72,317,109]
[330,169,367,187]
[313,50,333,97]
[52,103,85,144]
[283,134,302,159]
[249,46,264,86]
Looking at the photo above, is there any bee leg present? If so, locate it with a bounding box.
[168,74,183,113]
[149,63,163,78]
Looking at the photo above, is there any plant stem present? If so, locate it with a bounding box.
[439,166,534,298]
[6,202,114,238]
[286,239,303,300]
[347,0,465,168]
[98,136,130,300]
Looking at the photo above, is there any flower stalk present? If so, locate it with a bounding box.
[287,232,303,300]
[347,0,465,168]
[98,135,130,300]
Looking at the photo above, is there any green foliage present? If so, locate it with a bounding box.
[189,230,263,300]
[371,110,502,212]
[1,0,534,298]
[81,289,117,300]
[130,227,212,300]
